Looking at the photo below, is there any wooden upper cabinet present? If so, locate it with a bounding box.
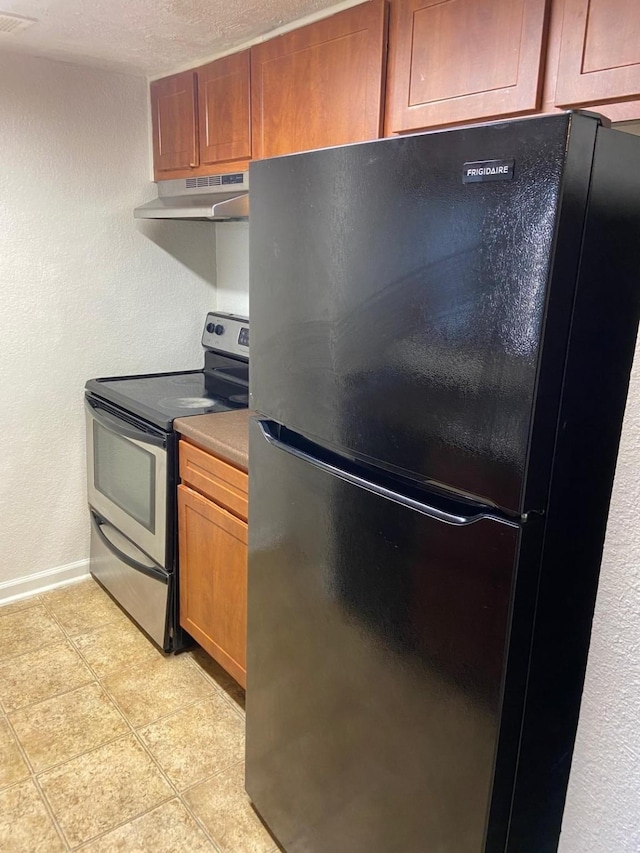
[251,0,388,160]
[198,50,251,166]
[555,0,640,107]
[150,53,251,180]
[385,0,549,133]
[150,70,198,175]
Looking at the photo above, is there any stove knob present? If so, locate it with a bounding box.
[206,322,215,333]
[214,324,225,336]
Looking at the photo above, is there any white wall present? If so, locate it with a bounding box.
[215,222,250,316]
[0,52,217,593]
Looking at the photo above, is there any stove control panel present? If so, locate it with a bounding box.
[202,312,249,358]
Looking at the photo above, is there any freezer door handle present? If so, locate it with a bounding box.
[90,511,168,583]
[256,419,491,526]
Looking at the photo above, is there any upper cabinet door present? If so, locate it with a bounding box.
[197,50,251,166]
[555,0,640,106]
[385,0,548,134]
[251,0,388,159]
[150,70,198,175]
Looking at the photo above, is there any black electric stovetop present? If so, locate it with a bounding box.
[85,368,247,432]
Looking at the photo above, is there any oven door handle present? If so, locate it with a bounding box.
[85,398,166,448]
[90,511,169,583]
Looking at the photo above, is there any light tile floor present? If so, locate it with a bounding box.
[0,578,280,852]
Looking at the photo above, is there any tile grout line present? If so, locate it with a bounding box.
[2,664,96,716]
[85,665,191,828]
[95,693,226,853]
[29,719,131,778]
[99,677,219,731]
[176,793,225,853]
[88,655,239,853]
[66,605,228,747]
[178,760,281,853]
[31,771,73,851]
[64,634,186,803]
[7,675,135,775]
[182,653,247,721]
[83,608,247,851]
[82,649,236,853]
[7,585,245,852]
[40,580,244,721]
[179,758,245,797]
[35,729,177,849]
[0,601,70,663]
[70,793,178,851]
[3,587,176,849]
[3,712,71,851]
[34,583,163,848]
[201,682,246,722]
[27,616,181,850]
[4,707,39,777]
[40,590,126,643]
[0,595,43,619]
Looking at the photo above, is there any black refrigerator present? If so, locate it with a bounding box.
[246,112,640,853]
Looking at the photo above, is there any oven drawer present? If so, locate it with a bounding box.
[90,510,171,651]
[179,440,248,520]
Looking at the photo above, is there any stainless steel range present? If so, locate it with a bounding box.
[84,312,249,651]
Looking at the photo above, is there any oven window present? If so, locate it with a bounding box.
[93,423,156,533]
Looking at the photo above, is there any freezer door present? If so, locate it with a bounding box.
[246,419,524,853]
[249,113,598,513]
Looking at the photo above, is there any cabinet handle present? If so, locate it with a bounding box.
[191,71,200,169]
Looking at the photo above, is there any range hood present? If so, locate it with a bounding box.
[134,171,249,221]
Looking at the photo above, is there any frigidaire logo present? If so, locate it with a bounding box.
[463,159,515,184]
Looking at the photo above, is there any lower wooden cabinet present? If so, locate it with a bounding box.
[178,483,247,688]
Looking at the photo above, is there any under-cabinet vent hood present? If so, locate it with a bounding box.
[134,171,249,220]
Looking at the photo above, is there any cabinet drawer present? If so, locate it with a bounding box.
[179,440,248,520]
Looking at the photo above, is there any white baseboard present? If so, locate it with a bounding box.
[0,559,91,606]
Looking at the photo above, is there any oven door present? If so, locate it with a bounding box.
[85,397,167,567]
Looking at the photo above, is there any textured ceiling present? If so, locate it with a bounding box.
[0,0,347,76]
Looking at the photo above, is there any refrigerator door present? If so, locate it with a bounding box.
[246,419,525,853]
[249,113,598,514]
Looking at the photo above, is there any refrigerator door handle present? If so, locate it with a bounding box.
[256,419,489,527]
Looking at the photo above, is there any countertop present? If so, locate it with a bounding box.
[175,409,253,471]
